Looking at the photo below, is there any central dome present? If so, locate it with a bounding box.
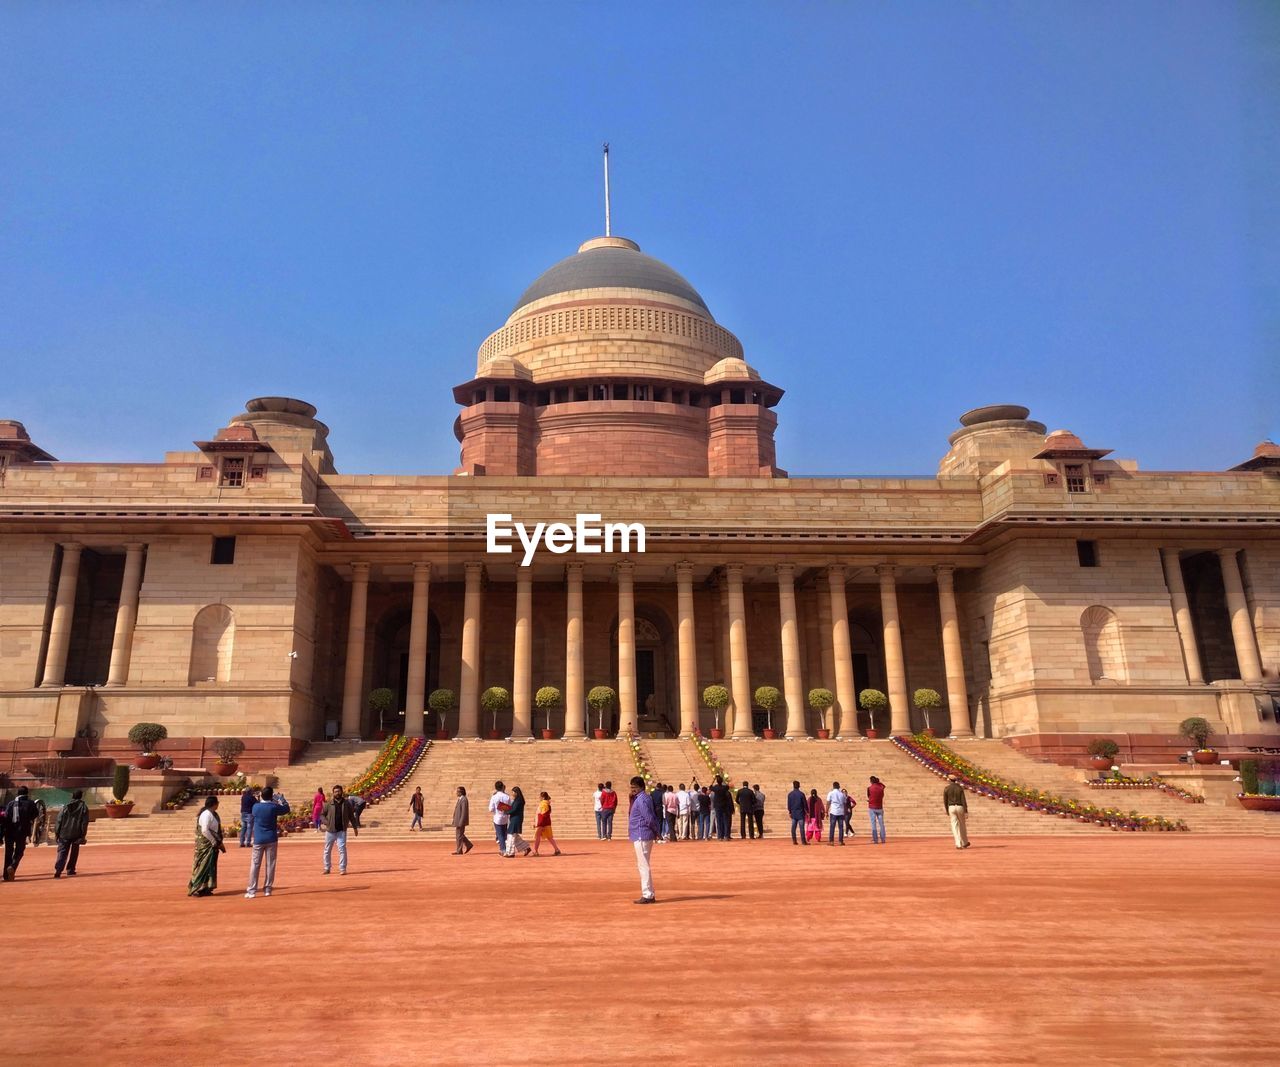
[512,236,711,319]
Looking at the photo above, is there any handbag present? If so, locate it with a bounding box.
[497,801,512,813]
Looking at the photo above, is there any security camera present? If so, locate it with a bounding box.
[287,651,298,659]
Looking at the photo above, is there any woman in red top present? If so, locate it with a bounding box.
[532,791,563,856]
[806,788,825,843]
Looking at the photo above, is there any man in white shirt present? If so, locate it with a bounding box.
[593,782,605,839]
[676,784,692,841]
[488,780,513,855]
[825,781,848,846]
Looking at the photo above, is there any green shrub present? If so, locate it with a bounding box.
[213,737,245,764]
[126,722,167,753]
[112,764,130,803]
[587,685,616,733]
[701,684,729,731]
[535,685,561,731]
[427,688,454,731]
[1240,759,1259,796]
[481,686,510,732]
[1178,716,1212,749]
[1087,738,1120,761]
[754,685,782,729]
[807,688,834,710]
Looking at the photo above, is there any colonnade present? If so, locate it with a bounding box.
[1162,547,1264,685]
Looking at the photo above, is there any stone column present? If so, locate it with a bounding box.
[41,543,84,687]
[512,567,533,738]
[339,562,370,738]
[719,576,735,733]
[817,579,836,734]
[776,563,807,738]
[1161,549,1204,684]
[403,562,431,737]
[563,563,586,738]
[617,561,637,735]
[828,566,856,738]
[105,542,146,687]
[726,564,754,739]
[935,565,973,737]
[878,565,912,735]
[676,562,698,737]
[458,562,484,738]
[1218,548,1263,684]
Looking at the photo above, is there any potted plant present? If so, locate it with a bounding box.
[587,686,616,739]
[859,688,887,739]
[212,737,245,777]
[127,722,168,769]
[808,688,834,739]
[1087,738,1120,772]
[367,687,395,741]
[104,764,133,818]
[481,686,510,739]
[1179,716,1218,765]
[535,685,561,740]
[428,688,454,740]
[702,685,729,740]
[913,688,941,736]
[754,685,782,740]
[1238,759,1280,811]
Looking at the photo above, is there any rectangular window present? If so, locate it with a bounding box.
[1077,540,1099,567]
[634,385,649,401]
[493,385,510,402]
[592,384,608,401]
[535,390,550,406]
[211,536,236,565]
[219,457,245,488]
[1092,471,1107,487]
[574,386,588,402]
[1043,472,1060,488]
[612,384,628,400]
[472,389,486,404]
[730,388,745,404]
[250,465,266,480]
[1064,464,1087,493]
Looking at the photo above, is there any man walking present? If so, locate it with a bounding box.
[600,781,618,840]
[676,783,692,841]
[451,785,473,854]
[593,782,605,839]
[825,781,847,845]
[944,775,970,849]
[663,784,680,843]
[53,789,90,878]
[245,785,289,898]
[238,785,258,847]
[3,786,38,880]
[628,774,659,904]
[489,781,513,854]
[867,776,887,844]
[322,783,356,875]
[752,784,766,838]
[786,780,808,846]
[735,780,757,840]
[711,776,733,840]
[409,786,425,832]
[698,787,712,841]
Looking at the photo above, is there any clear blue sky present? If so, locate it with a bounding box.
[3,2,1276,476]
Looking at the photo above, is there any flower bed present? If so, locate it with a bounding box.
[347,735,429,805]
[691,731,729,783]
[1086,773,1204,803]
[163,776,251,811]
[624,732,653,787]
[893,734,1188,832]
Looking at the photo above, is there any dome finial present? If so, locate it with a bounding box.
[603,142,612,237]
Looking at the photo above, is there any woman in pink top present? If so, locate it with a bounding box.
[311,787,326,829]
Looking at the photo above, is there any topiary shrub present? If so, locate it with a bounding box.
[587,685,617,734]
[702,684,730,732]
[535,685,562,732]
[858,689,887,732]
[428,688,454,733]
[112,764,130,803]
[1087,738,1120,761]
[912,688,942,732]
[126,722,167,754]
[754,685,782,731]
[367,688,395,732]
[1179,716,1212,750]
[808,687,834,734]
[481,686,510,734]
[213,737,245,764]
[1240,758,1259,796]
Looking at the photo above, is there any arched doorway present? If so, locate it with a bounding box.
[611,606,676,735]
[371,606,442,737]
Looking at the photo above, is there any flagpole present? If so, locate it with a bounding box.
[603,142,611,237]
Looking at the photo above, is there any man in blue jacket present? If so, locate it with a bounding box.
[245,785,289,899]
[628,775,659,905]
[787,780,809,846]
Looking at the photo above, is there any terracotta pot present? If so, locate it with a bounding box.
[1193,749,1219,765]
[817,729,830,740]
[922,727,936,737]
[593,728,608,739]
[709,728,723,740]
[134,754,160,770]
[374,730,388,741]
[1088,756,1113,771]
[1238,794,1280,811]
[213,761,238,778]
[435,730,451,740]
[762,728,777,740]
[104,801,134,819]
[487,729,502,740]
[541,728,555,740]
[865,729,879,740]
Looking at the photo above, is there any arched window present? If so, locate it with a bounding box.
[189,604,234,685]
[1081,606,1125,683]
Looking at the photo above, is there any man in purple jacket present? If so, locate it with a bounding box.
[628,775,659,905]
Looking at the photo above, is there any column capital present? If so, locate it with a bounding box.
[724,562,745,578]
[59,541,84,554]
[463,560,485,577]
[122,542,147,553]
[775,562,796,581]
[614,559,635,579]
[1215,547,1242,560]
[933,563,955,578]
[825,564,846,582]
[565,561,584,577]
[350,561,370,580]
[675,560,695,580]
[412,560,432,578]
[876,564,897,579]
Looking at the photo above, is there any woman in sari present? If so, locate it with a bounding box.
[188,795,226,897]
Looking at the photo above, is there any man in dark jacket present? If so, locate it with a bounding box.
[735,780,757,840]
[943,775,970,849]
[53,789,90,878]
[786,780,808,846]
[3,786,39,880]
[321,783,357,875]
[238,786,258,847]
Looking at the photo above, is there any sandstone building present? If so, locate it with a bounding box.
[2,233,1279,767]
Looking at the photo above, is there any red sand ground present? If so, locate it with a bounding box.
[3,834,1277,1065]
